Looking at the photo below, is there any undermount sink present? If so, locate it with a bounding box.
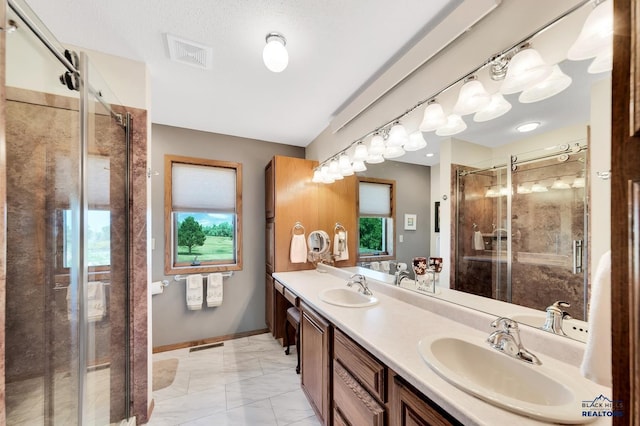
[318,287,378,307]
[418,335,598,424]
[511,313,589,342]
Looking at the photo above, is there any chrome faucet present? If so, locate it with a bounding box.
[541,301,571,336]
[394,270,410,286]
[487,317,541,365]
[347,273,373,296]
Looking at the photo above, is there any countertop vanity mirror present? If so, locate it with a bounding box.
[350,0,610,344]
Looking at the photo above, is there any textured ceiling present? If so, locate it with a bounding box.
[25,0,460,146]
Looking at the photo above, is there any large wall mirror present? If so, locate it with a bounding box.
[351,0,610,343]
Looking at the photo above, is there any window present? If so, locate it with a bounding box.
[165,155,242,274]
[357,178,395,260]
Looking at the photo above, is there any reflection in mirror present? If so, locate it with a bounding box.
[352,1,611,343]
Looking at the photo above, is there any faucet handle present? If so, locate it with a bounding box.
[548,301,571,310]
[490,317,518,332]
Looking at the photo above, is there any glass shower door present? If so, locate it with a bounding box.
[509,147,587,319]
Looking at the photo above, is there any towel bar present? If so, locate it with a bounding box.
[173,272,233,282]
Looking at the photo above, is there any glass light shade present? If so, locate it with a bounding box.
[435,114,467,136]
[519,65,572,103]
[369,134,386,155]
[263,34,289,72]
[387,123,409,147]
[473,93,512,122]
[567,0,613,61]
[352,160,367,172]
[500,48,552,94]
[366,154,385,164]
[572,176,586,188]
[320,166,334,184]
[383,145,405,159]
[499,186,511,196]
[588,47,613,74]
[531,182,549,192]
[328,159,340,176]
[338,154,353,176]
[404,131,427,151]
[419,101,447,132]
[312,170,323,183]
[551,178,571,189]
[517,184,532,194]
[485,187,499,198]
[338,154,354,176]
[352,143,369,161]
[453,78,491,115]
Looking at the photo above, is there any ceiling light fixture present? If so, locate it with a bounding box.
[516,122,540,133]
[588,47,613,74]
[352,142,369,161]
[404,131,428,152]
[263,32,288,72]
[387,122,409,147]
[368,133,386,155]
[425,153,435,158]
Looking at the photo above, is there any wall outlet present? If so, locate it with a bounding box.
[399,234,404,243]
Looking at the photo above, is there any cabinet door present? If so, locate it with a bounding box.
[266,220,274,274]
[333,361,385,426]
[391,376,460,426]
[265,274,274,334]
[265,160,275,219]
[300,302,331,425]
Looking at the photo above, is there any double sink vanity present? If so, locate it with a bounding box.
[273,264,610,426]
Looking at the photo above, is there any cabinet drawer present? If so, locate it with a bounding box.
[333,361,385,426]
[274,280,285,295]
[334,328,386,403]
[284,287,298,306]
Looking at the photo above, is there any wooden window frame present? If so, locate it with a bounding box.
[164,154,243,275]
[356,177,396,262]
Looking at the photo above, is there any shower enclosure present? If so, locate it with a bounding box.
[5,1,132,423]
[454,143,588,320]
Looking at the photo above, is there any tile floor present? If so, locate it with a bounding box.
[147,333,321,426]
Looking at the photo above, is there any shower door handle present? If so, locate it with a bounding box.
[572,240,583,274]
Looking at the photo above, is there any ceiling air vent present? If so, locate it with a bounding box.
[166,33,213,70]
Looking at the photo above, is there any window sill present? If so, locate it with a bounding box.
[165,263,242,275]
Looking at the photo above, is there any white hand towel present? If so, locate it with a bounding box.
[370,261,380,271]
[206,273,223,307]
[473,231,485,250]
[290,233,307,263]
[87,281,106,322]
[186,274,203,310]
[381,261,390,272]
[580,250,611,386]
[333,231,349,261]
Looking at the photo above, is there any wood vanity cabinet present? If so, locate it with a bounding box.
[390,375,462,426]
[300,301,332,425]
[333,329,386,425]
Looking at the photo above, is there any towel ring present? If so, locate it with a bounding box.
[334,222,346,233]
[292,221,305,235]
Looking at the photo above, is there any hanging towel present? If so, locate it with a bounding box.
[473,231,485,250]
[290,233,307,263]
[87,281,106,322]
[186,274,203,310]
[333,231,349,261]
[206,273,223,307]
[580,250,611,386]
[381,261,390,272]
[370,261,380,271]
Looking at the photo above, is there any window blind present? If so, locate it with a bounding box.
[359,182,391,216]
[172,163,236,211]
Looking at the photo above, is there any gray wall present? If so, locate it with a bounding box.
[151,124,304,348]
[357,160,432,268]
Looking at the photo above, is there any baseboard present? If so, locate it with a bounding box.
[152,328,270,353]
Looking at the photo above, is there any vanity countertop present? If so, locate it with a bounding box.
[273,267,611,426]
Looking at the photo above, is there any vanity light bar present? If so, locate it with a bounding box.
[315,0,593,172]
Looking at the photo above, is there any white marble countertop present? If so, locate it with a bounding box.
[273,266,611,426]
